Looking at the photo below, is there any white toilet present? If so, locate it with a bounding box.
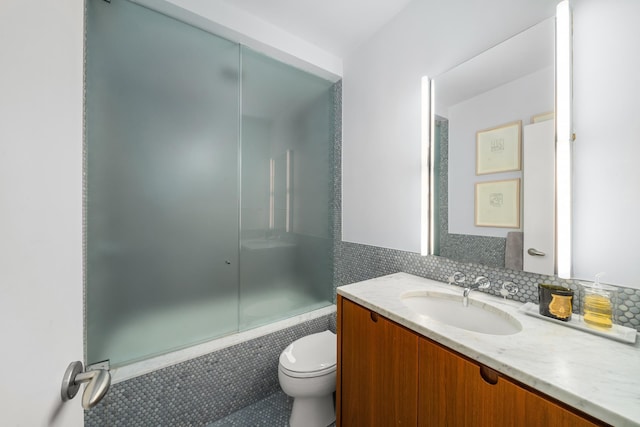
[278,330,337,427]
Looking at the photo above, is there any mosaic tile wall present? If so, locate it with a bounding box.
[85,313,336,426]
[334,240,640,330]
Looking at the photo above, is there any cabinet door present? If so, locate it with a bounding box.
[418,337,603,427]
[418,336,508,425]
[338,297,418,426]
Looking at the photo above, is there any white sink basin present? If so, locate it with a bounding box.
[401,291,522,335]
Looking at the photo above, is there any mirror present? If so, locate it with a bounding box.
[430,18,555,273]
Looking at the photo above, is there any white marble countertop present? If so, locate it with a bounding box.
[337,272,640,426]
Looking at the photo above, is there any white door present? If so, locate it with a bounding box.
[0,1,85,425]
[523,120,555,275]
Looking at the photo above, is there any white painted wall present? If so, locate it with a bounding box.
[342,0,557,252]
[448,68,553,237]
[572,0,640,289]
[0,0,85,426]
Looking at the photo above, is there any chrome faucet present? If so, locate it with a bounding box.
[463,276,491,307]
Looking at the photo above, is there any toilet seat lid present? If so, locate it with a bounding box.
[279,330,336,374]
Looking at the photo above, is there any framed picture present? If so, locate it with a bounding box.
[531,111,554,123]
[476,121,522,175]
[475,179,521,228]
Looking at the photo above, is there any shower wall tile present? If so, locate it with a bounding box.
[328,311,337,334]
[85,314,333,426]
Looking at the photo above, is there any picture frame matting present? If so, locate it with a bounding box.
[475,179,521,228]
[476,121,522,175]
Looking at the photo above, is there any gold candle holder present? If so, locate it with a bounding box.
[538,284,573,321]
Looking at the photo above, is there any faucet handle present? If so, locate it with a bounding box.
[500,281,519,299]
[449,271,466,285]
[474,276,491,289]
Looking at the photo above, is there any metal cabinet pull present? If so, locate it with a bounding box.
[370,312,379,323]
[527,248,546,257]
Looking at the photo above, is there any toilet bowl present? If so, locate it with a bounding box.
[278,330,337,427]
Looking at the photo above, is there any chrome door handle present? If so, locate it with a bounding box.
[61,361,111,409]
[527,248,546,257]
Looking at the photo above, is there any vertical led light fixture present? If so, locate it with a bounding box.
[556,0,573,278]
[420,76,431,256]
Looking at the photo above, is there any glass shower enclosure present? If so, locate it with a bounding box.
[85,0,335,367]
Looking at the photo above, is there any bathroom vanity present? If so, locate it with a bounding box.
[336,273,640,426]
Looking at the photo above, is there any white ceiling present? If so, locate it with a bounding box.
[215,0,415,58]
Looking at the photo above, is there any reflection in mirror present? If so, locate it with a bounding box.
[431,18,555,272]
[269,150,293,234]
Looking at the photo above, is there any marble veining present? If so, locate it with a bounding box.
[338,272,640,426]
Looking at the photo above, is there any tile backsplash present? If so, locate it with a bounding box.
[333,241,640,331]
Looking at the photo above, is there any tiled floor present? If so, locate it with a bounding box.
[207,391,336,427]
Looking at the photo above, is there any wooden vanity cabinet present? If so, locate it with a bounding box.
[337,296,605,427]
[418,338,603,427]
[337,296,419,426]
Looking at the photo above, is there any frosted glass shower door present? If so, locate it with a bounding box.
[239,48,335,329]
[86,0,240,366]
